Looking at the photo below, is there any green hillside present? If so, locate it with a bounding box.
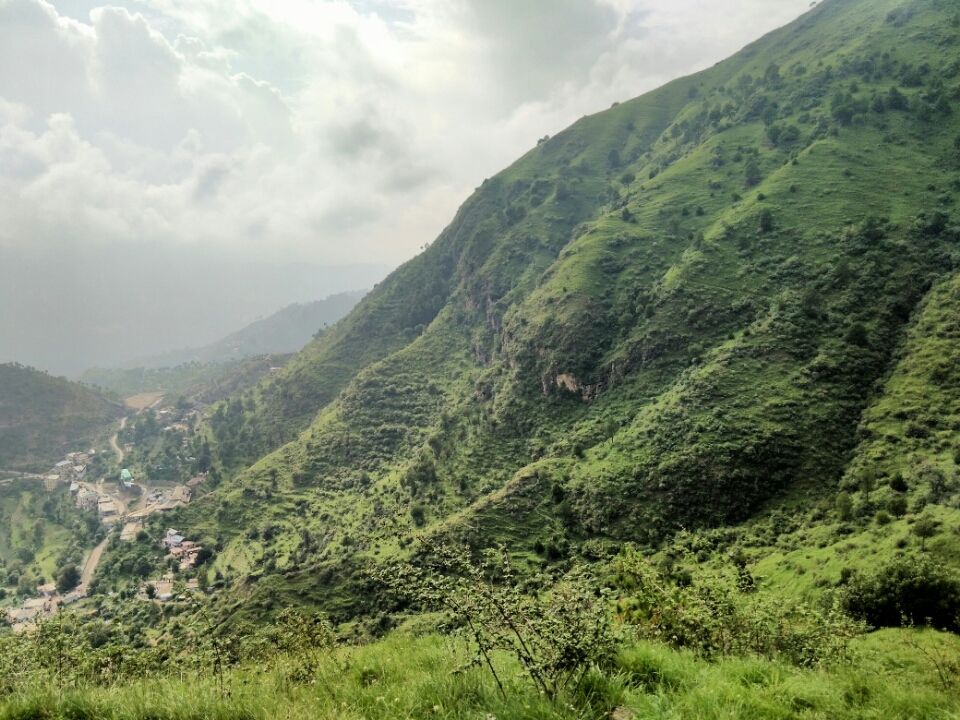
[0,481,101,601]
[0,364,122,471]
[172,0,960,609]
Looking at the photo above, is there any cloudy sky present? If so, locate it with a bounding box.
[0,0,815,373]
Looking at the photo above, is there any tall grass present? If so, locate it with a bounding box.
[1,629,957,720]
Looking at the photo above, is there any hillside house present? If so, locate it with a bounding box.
[163,529,185,549]
[76,488,98,511]
[120,468,135,489]
[67,451,91,464]
[169,486,192,504]
[98,498,119,524]
[170,541,204,569]
[186,473,207,489]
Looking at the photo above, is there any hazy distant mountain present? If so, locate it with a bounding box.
[128,290,367,368]
[0,242,389,376]
[78,354,293,404]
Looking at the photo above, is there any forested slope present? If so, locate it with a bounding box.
[167,0,960,616]
[0,364,121,470]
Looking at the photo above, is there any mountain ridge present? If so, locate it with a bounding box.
[144,0,960,618]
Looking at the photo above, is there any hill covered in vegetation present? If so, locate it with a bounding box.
[176,0,960,609]
[0,480,101,601]
[0,364,121,471]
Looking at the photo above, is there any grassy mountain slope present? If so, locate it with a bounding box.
[644,267,960,618]
[168,0,960,617]
[0,481,100,598]
[0,364,122,471]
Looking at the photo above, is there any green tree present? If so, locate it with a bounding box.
[835,491,854,521]
[913,514,939,550]
[55,564,80,594]
[759,208,775,233]
[744,157,762,186]
[887,494,908,517]
[845,323,869,347]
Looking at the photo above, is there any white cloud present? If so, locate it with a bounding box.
[0,0,815,269]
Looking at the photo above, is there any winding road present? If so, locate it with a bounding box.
[109,416,127,464]
[73,416,129,594]
[0,470,44,486]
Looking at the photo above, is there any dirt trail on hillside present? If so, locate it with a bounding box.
[109,416,127,463]
[0,470,45,480]
[79,537,109,590]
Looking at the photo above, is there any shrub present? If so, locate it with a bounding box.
[890,474,909,493]
[744,158,762,187]
[841,556,960,631]
[55,564,80,594]
[759,209,775,233]
[612,553,862,667]
[845,323,869,347]
[382,542,617,700]
[887,87,909,111]
[887,495,908,517]
[836,492,854,521]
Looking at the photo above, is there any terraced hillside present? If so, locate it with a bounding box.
[160,0,960,617]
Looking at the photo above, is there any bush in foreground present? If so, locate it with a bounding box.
[841,555,960,632]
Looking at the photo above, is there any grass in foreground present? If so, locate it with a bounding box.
[1,629,958,720]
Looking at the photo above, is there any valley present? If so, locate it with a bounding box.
[2,401,204,632]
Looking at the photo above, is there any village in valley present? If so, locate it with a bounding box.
[4,395,209,632]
